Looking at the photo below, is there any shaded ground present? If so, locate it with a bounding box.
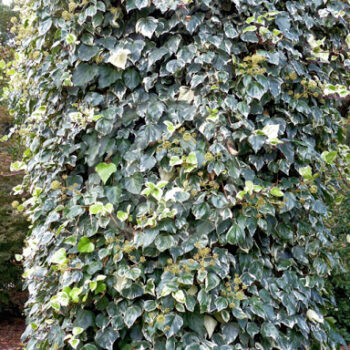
[0,317,25,350]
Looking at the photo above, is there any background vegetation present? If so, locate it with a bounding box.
[0,0,27,315]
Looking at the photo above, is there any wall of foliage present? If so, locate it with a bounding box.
[6,0,350,349]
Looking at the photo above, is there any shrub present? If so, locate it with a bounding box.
[8,0,350,349]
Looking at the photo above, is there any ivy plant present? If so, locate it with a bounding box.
[6,0,350,349]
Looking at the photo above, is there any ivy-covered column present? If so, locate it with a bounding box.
[7,0,350,349]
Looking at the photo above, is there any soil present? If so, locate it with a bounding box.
[0,317,25,350]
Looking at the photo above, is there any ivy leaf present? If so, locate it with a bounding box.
[155,235,175,252]
[125,268,141,281]
[346,34,350,49]
[172,290,186,304]
[270,187,284,197]
[261,322,279,341]
[82,345,98,350]
[70,287,83,303]
[39,18,52,36]
[73,327,84,336]
[205,273,220,292]
[85,5,97,17]
[73,310,94,330]
[148,47,168,67]
[69,339,80,349]
[227,225,245,245]
[192,202,210,220]
[247,82,266,100]
[299,166,313,180]
[104,203,113,214]
[64,236,77,246]
[95,328,119,349]
[124,305,142,328]
[73,63,98,87]
[222,323,239,343]
[95,162,117,184]
[248,134,265,153]
[126,0,150,11]
[321,151,337,164]
[163,314,183,338]
[66,33,77,45]
[247,322,260,338]
[108,48,131,70]
[121,283,144,299]
[136,17,158,38]
[224,22,239,38]
[117,211,128,222]
[78,44,100,61]
[98,65,121,88]
[216,297,228,312]
[50,248,67,265]
[170,156,183,166]
[186,152,198,165]
[144,279,155,295]
[204,315,217,339]
[262,124,279,139]
[124,173,143,194]
[306,309,324,323]
[89,202,104,215]
[243,25,257,33]
[237,101,250,117]
[123,68,141,90]
[78,237,95,253]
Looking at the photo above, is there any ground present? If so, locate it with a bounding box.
[0,318,24,350]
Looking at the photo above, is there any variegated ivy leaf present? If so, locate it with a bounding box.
[136,17,158,39]
[204,315,217,339]
[307,310,324,323]
[270,187,284,197]
[50,248,67,265]
[178,87,195,103]
[108,48,131,70]
[299,166,313,180]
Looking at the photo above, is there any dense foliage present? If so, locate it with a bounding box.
[6,0,350,349]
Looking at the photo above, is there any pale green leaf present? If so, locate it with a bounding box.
[95,162,117,184]
[77,237,95,253]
